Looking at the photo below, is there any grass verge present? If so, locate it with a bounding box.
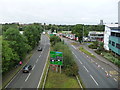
[45,70,80,88]
[79,47,96,58]
[71,42,78,45]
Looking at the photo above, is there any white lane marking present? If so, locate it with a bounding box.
[114,78,117,81]
[109,74,112,77]
[87,56,88,57]
[102,67,104,70]
[90,75,99,86]
[36,59,39,63]
[37,48,50,88]
[72,52,83,64]
[79,60,83,64]
[96,63,98,65]
[72,45,77,49]
[105,71,108,73]
[39,55,41,57]
[25,73,31,82]
[76,76,83,89]
[32,65,36,70]
[83,66,89,72]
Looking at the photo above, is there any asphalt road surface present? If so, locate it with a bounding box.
[63,38,118,89]
[6,34,50,88]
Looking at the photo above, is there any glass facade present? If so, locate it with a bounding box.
[109,33,120,55]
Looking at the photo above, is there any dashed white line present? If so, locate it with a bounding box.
[39,55,41,57]
[72,45,77,49]
[105,71,108,73]
[87,56,88,57]
[109,74,112,77]
[36,59,39,63]
[102,67,104,70]
[72,52,83,64]
[32,65,36,70]
[83,66,89,72]
[90,75,99,86]
[114,78,117,81]
[79,60,83,64]
[25,73,31,82]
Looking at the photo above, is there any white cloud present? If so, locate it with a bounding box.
[0,0,119,24]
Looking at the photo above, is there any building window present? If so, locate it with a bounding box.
[112,41,115,46]
[109,40,111,44]
[111,32,115,36]
[116,33,120,37]
[116,43,120,49]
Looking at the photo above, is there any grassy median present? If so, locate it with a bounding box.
[45,70,80,88]
[79,47,96,58]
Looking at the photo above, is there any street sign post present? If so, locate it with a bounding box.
[50,51,63,73]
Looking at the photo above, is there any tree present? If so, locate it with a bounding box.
[72,24,83,43]
[3,27,30,60]
[23,24,41,49]
[2,40,19,73]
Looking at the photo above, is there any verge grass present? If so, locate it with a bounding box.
[79,47,96,58]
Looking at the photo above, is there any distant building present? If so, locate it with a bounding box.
[104,24,120,56]
[88,31,104,41]
[100,20,104,25]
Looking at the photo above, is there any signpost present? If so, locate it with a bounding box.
[50,51,63,73]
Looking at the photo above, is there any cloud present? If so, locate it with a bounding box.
[0,0,119,24]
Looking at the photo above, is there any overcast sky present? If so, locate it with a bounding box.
[0,0,119,25]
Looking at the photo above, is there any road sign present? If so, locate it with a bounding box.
[50,51,63,65]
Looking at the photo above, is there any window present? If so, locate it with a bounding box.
[111,32,115,36]
[116,33,120,37]
[116,43,120,49]
[112,41,115,46]
[109,40,111,44]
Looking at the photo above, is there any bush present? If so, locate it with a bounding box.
[88,41,99,49]
[50,36,61,46]
[53,42,79,76]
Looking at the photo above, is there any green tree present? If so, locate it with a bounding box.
[3,27,30,60]
[72,24,83,43]
[2,40,19,73]
[23,24,41,49]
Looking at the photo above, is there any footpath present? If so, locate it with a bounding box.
[82,45,120,73]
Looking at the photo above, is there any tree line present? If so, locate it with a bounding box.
[43,23,104,43]
[2,23,43,74]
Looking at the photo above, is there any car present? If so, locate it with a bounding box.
[38,47,42,51]
[23,65,32,73]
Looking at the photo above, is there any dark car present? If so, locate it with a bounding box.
[38,47,42,51]
[23,65,32,73]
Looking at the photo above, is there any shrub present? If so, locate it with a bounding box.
[53,42,79,76]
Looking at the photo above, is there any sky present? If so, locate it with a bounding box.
[0,0,119,25]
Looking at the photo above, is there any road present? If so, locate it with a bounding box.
[6,34,50,88]
[63,38,118,89]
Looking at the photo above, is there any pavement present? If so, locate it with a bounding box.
[5,34,50,88]
[63,37,119,89]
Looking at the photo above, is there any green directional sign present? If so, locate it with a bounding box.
[50,51,63,65]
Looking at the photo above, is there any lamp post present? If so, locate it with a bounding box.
[82,24,84,44]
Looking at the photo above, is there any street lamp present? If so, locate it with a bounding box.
[82,24,84,44]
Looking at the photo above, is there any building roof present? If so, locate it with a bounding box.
[105,24,118,28]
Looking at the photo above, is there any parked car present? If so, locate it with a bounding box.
[38,47,42,51]
[23,65,32,73]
